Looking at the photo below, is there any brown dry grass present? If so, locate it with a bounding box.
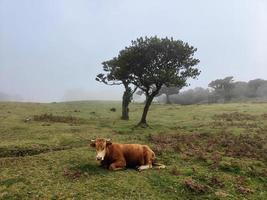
[183,178,209,193]
[149,131,267,162]
[33,113,86,124]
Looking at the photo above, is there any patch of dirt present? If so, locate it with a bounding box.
[208,175,225,188]
[33,113,86,124]
[235,176,248,186]
[63,168,83,180]
[214,190,229,198]
[183,178,209,194]
[236,186,254,194]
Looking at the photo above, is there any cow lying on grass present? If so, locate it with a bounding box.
[90,138,165,171]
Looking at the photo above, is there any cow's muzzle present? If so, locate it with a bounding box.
[96,156,104,161]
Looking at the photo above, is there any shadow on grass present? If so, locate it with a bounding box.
[63,162,110,181]
[0,146,72,158]
[0,177,26,188]
[71,163,109,175]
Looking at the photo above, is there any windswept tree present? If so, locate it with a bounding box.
[172,87,210,105]
[96,53,136,120]
[208,76,235,102]
[123,36,200,126]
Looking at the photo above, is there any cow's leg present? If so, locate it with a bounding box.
[137,164,152,171]
[138,149,153,171]
[100,160,109,169]
[109,160,126,171]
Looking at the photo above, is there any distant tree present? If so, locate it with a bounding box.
[135,90,144,96]
[123,36,200,127]
[232,81,248,99]
[157,85,180,104]
[172,87,210,105]
[246,79,267,98]
[208,76,235,102]
[136,85,181,104]
[256,82,267,98]
[96,55,136,120]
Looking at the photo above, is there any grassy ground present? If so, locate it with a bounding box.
[0,101,266,199]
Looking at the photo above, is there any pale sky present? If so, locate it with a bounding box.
[0,0,267,102]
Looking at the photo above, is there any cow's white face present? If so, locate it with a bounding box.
[90,138,112,161]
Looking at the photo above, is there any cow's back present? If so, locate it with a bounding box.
[106,143,155,168]
[120,144,143,167]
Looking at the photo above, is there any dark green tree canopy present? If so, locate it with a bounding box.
[96,51,136,120]
[96,56,130,85]
[122,36,200,95]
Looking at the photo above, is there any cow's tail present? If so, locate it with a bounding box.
[150,151,166,169]
[152,154,166,169]
[152,162,166,169]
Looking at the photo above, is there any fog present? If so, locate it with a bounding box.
[154,78,267,105]
[0,0,267,102]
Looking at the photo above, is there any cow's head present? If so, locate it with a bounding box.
[90,138,112,161]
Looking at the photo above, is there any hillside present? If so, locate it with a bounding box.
[0,101,266,199]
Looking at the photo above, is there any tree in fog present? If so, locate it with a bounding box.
[157,85,180,104]
[123,36,200,126]
[256,82,267,98]
[246,79,267,98]
[96,53,136,120]
[136,85,181,104]
[208,76,235,102]
[172,87,210,105]
[136,77,267,105]
[232,81,248,99]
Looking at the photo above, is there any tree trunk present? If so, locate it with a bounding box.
[166,94,171,104]
[121,83,131,120]
[138,95,154,127]
[224,90,231,103]
[121,91,130,120]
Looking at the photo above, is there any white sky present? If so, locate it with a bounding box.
[0,0,267,102]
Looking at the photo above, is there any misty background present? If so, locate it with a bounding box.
[0,0,267,102]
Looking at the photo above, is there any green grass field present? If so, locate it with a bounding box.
[0,101,266,199]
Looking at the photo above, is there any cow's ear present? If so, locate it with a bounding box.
[90,139,96,147]
[106,139,112,146]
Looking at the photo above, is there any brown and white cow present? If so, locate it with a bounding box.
[90,138,165,171]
